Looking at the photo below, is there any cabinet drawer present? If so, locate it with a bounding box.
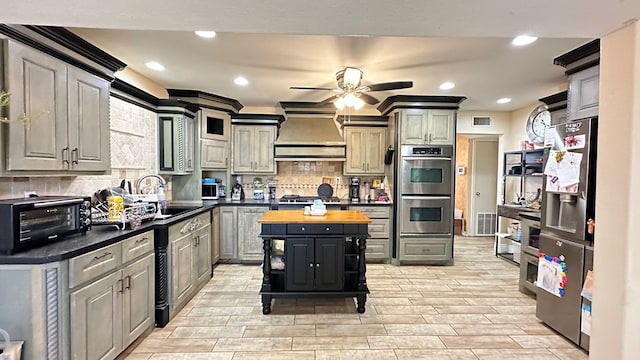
[287,224,343,235]
[122,230,154,264]
[168,211,211,239]
[69,242,122,288]
[399,238,452,262]
[365,239,389,260]
[350,206,390,219]
[369,218,390,238]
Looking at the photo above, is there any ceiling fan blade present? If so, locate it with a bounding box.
[317,94,341,105]
[290,86,334,91]
[367,81,414,92]
[359,93,380,105]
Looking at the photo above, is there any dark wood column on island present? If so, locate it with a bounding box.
[258,210,371,314]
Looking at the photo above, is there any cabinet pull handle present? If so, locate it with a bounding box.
[124,275,131,290]
[117,279,124,293]
[94,252,112,261]
[71,147,79,165]
[366,163,369,171]
[225,157,228,166]
[62,147,70,165]
[429,133,432,143]
[135,237,149,244]
[362,162,365,170]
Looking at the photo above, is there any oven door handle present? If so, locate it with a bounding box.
[32,198,84,208]
[402,156,452,161]
[401,196,451,200]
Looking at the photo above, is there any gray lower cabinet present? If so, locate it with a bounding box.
[4,39,110,173]
[349,206,391,262]
[238,207,269,261]
[211,207,221,264]
[168,212,212,316]
[398,237,453,263]
[68,230,155,360]
[220,206,238,260]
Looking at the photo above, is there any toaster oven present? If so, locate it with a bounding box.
[0,196,91,254]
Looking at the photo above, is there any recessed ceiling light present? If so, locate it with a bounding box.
[234,77,249,86]
[497,97,512,104]
[512,35,538,46]
[439,81,455,90]
[194,30,216,38]
[145,61,165,71]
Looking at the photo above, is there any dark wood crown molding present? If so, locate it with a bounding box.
[539,90,568,106]
[336,115,388,126]
[111,79,160,106]
[377,95,467,115]
[167,89,243,112]
[231,113,285,123]
[554,39,600,68]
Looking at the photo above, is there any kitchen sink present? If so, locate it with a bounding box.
[155,206,203,219]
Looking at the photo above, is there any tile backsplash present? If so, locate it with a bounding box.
[0,97,160,200]
[238,162,385,200]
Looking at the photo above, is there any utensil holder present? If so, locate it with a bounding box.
[0,328,23,360]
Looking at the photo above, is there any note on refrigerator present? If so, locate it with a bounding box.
[537,253,567,297]
[581,270,594,301]
[581,303,592,336]
[544,150,583,193]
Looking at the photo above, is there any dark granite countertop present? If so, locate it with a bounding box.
[0,204,215,265]
[0,198,392,265]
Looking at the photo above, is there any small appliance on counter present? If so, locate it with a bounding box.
[202,178,219,200]
[218,184,226,198]
[350,177,360,202]
[267,179,277,200]
[231,181,245,201]
[0,196,92,254]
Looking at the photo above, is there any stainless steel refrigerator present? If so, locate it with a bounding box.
[537,117,597,349]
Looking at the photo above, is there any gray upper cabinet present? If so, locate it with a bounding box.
[201,139,228,169]
[568,65,599,120]
[5,39,110,172]
[400,109,455,145]
[232,125,276,174]
[159,114,196,175]
[344,127,386,175]
[200,108,230,141]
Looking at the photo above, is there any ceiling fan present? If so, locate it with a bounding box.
[290,67,413,109]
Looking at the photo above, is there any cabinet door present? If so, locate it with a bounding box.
[200,108,230,141]
[232,126,254,173]
[122,253,154,348]
[314,238,344,291]
[400,110,428,145]
[568,65,599,120]
[159,116,176,171]
[211,207,221,264]
[184,116,195,172]
[344,128,366,175]
[195,224,212,284]
[70,270,123,360]
[220,207,238,260]
[254,126,276,173]
[365,127,386,174]
[6,40,68,171]
[238,207,269,261]
[201,139,228,169]
[67,67,111,171]
[428,110,455,144]
[285,238,314,291]
[171,232,195,308]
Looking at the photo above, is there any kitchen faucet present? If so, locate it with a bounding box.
[134,174,167,194]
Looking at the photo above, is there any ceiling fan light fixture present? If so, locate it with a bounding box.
[343,67,363,88]
[334,97,346,110]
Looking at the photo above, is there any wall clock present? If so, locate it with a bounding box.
[526,104,551,146]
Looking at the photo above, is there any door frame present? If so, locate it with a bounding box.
[465,135,502,236]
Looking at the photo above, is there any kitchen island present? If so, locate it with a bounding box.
[258,210,371,314]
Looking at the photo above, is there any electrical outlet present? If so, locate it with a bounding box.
[24,191,37,198]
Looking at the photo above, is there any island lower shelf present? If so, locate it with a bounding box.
[258,210,371,314]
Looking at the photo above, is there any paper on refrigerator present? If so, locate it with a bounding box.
[544,150,583,193]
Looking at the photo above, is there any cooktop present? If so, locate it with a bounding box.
[279,195,342,204]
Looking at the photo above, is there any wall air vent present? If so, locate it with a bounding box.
[476,212,497,236]
[472,116,491,126]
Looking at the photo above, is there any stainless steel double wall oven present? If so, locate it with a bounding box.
[397,145,455,263]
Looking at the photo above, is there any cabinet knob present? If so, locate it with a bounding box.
[316,263,320,267]
[301,227,305,231]
[309,263,313,267]
[325,227,330,231]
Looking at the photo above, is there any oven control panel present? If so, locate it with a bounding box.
[412,147,442,155]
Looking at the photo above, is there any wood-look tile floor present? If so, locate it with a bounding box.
[125,236,589,360]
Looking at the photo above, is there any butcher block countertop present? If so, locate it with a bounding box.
[258,210,371,224]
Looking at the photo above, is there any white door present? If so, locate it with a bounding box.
[471,140,498,236]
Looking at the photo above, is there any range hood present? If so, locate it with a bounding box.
[274,114,346,161]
